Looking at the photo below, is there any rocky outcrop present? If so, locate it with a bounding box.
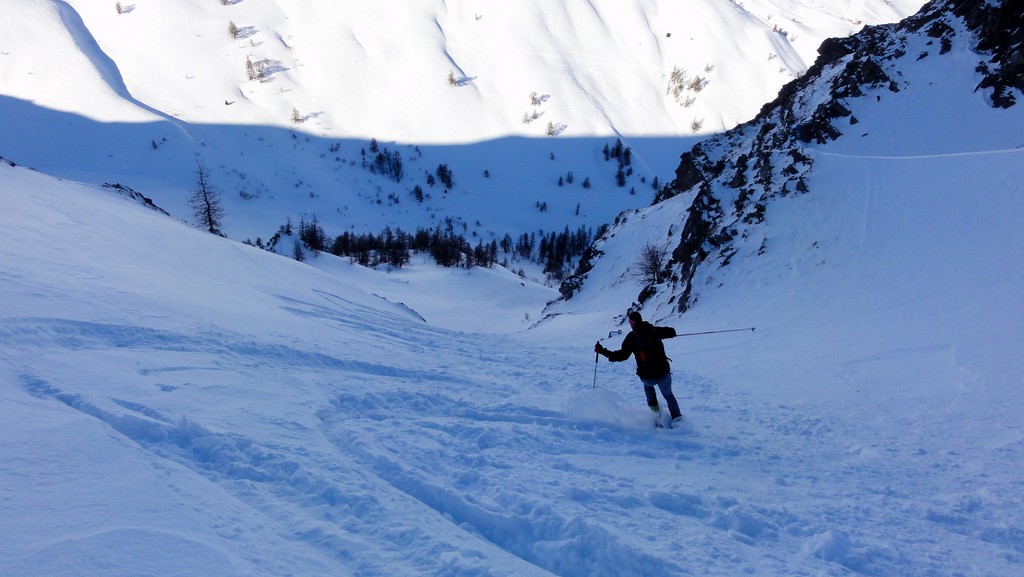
[652,0,1019,313]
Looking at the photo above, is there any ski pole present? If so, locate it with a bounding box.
[676,327,756,337]
[593,341,600,389]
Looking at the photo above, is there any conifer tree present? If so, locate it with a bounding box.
[188,162,225,236]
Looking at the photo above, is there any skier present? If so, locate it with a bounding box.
[595,311,682,427]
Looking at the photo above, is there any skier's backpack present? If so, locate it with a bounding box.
[633,322,670,377]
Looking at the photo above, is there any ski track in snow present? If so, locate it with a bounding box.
[810,145,1024,160]
[7,305,1018,576]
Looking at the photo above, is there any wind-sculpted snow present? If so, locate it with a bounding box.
[1,317,450,380]
[49,0,191,131]
[51,1,133,102]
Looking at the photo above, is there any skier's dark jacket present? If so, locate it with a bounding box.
[604,321,677,378]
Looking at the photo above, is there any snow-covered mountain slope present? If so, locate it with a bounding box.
[2,2,1022,575]
[556,0,1023,313]
[548,0,1024,561]
[5,0,925,137]
[3,137,1023,577]
[1,0,924,241]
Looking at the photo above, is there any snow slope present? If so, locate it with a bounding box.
[4,1,1023,576]
[3,110,1023,577]
[0,0,925,241]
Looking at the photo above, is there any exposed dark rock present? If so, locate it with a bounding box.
[557,0,1020,313]
[103,183,171,216]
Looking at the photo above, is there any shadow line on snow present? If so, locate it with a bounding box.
[0,95,701,241]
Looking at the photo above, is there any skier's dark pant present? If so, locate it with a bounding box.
[641,373,681,419]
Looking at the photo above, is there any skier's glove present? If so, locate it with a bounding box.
[594,343,608,356]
